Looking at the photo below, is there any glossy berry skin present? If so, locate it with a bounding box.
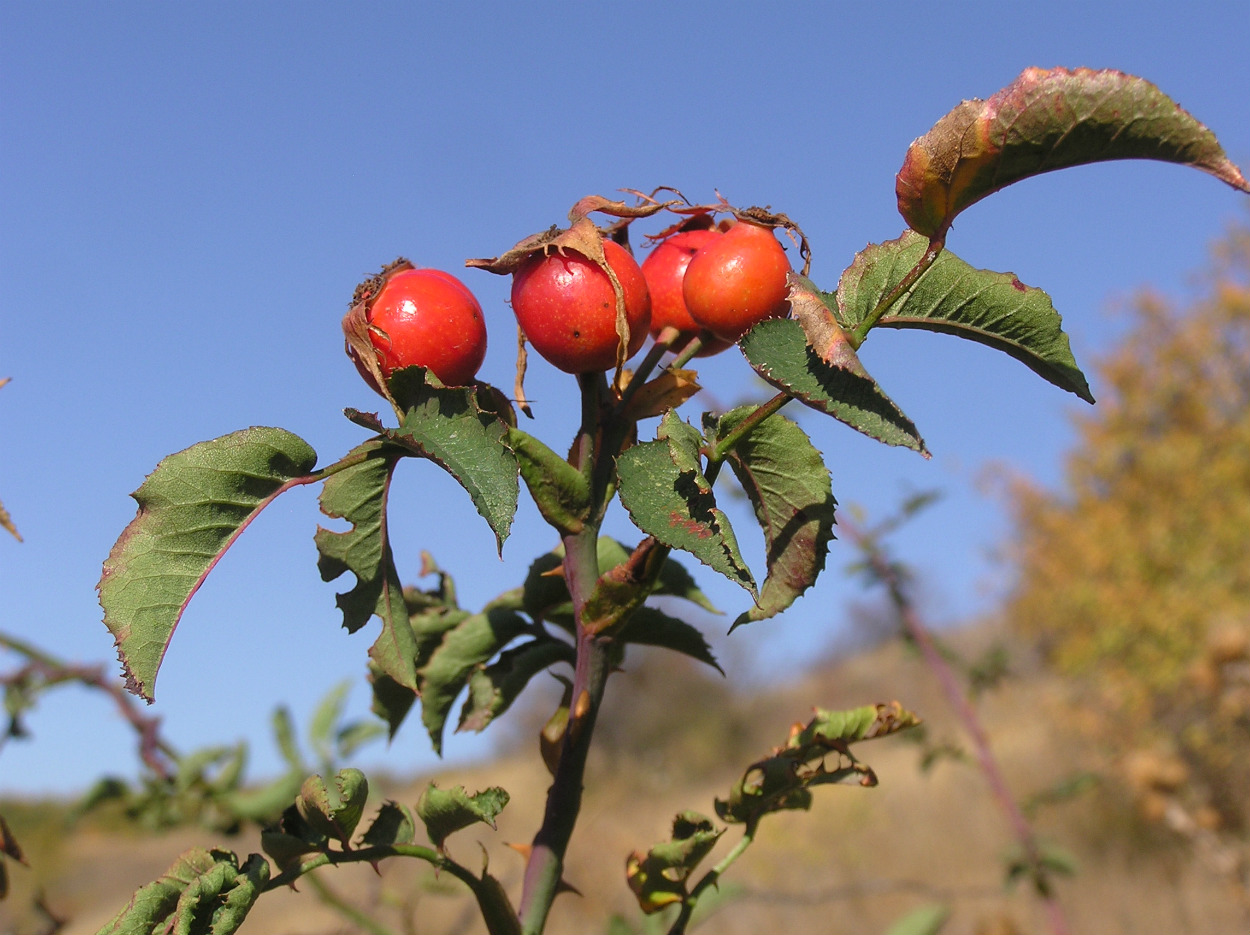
[682,220,791,341]
[510,239,651,374]
[641,229,733,357]
[364,268,487,387]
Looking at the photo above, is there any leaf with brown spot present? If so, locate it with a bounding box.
[898,67,1250,239]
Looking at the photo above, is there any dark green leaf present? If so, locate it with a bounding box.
[616,607,721,673]
[838,232,1093,402]
[386,368,519,552]
[740,318,927,454]
[708,408,836,629]
[418,607,530,754]
[617,412,756,595]
[897,67,1250,238]
[100,427,318,701]
[315,440,418,693]
[415,783,509,849]
[359,801,416,847]
[458,639,576,734]
[509,426,591,534]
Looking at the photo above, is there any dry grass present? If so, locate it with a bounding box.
[2,626,1246,935]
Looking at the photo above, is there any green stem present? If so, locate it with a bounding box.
[849,238,944,347]
[668,819,760,935]
[305,871,400,935]
[706,391,793,467]
[668,330,712,370]
[615,327,679,415]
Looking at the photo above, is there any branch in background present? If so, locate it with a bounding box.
[843,520,1072,935]
[0,631,178,780]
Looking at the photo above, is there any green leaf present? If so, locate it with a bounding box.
[384,367,519,552]
[315,440,419,694]
[617,412,756,595]
[897,66,1250,239]
[309,681,351,767]
[295,769,370,847]
[616,607,721,673]
[271,706,304,772]
[99,427,318,701]
[98,847,268,935]
[715,702,920,824]
[740,318,927,454]
[415,783,510,849]
[359,801,416,847]
[626,811,724,914]
[708,408,836,629]
[838,231,1093,402]
[885,904,952,935]
[418,607,530,754]
[509,426,591,534]
[458,639,576,734]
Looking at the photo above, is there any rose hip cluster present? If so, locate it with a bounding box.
[346,211,793,391]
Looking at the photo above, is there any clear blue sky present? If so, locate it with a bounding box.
[2,3,1247,795]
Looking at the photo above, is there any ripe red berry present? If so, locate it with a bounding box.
[357,267,487,388]
[682,220,791,341]
[641,229,734,357]
[510,239,651,374]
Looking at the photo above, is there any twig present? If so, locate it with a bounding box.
[0,631,178,779]
[843,523,1072,935]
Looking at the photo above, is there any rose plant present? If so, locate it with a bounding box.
[89,68,1248,935]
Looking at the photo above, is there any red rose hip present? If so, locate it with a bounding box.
[359,267,487,388]
[510,239,651,374]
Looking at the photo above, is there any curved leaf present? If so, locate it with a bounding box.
[415,783,510,849]
[708,408,836,629]
[740,318,927,454]
[839,231,1093,401]
[99,427,318,701]
[99,847,269,935]
[897,67,1250,238]
[617,412,756,595]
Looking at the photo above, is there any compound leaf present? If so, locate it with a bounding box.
[100,427,318,701]
[708,408,836,629]
[740,317,926,454]
[838,231,1093,402]
[897,66,1250,239]
[617,412,756,595]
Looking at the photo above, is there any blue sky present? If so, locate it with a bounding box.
[2,3,1247,795]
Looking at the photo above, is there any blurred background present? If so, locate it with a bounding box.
[2,4,1249,932]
